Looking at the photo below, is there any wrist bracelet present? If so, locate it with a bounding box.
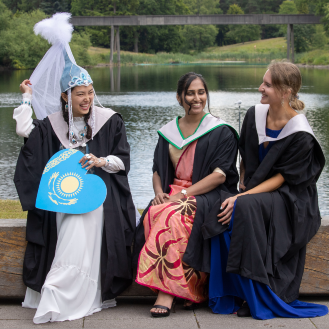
[21,99,31,106]
[100,157,110,167]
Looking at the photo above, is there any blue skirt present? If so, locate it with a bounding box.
[209,204,328,320]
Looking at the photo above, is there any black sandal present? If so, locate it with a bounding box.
[237,302,251,317]
[150,298,176,318]
[151,305,171,318]
[183,300,199,310]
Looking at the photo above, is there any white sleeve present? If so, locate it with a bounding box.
[101,155,125,173]
[13,93,35,138]
[213,167,226,177]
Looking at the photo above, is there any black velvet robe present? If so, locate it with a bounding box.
[133,125,239,273]
[203,106,325,303]
[14,113,136,301]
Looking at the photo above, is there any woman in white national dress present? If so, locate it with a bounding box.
[13,13,138,323]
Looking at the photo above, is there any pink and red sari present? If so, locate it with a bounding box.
[136,141,208,303]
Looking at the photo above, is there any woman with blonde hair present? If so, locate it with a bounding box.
[203,61,328,319]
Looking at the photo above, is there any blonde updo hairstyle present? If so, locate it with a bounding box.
[268,60,305,111]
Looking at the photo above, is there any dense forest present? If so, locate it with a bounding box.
[1,0,329,68]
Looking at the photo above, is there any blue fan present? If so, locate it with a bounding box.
[36,149,107,214]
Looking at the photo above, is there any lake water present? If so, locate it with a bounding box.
[1,65,328,214]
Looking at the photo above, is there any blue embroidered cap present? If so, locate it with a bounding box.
[60,50,93,93]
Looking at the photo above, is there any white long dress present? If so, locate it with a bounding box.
[22,205,116,323]
[14,96,139,323]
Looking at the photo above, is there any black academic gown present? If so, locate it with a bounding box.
[14,113,136,301]
[203,106,325,303]
[133,125,239,273]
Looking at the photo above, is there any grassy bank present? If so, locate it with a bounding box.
[88,38,287,65]
[0,200,27,219]
[0,200,144,218]
[88,38,329,66]
[295,46,329,65]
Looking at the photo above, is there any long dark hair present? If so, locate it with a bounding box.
[176,72,211,115]
[61,89,92,140]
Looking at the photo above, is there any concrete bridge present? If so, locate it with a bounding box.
[71,14,322,64]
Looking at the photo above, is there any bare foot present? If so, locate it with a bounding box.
[150,291,174,314]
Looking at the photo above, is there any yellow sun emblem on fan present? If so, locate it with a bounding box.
[56,172,83,198]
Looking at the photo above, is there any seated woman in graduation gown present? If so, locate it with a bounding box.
[203,61,328,320]
[13,14,136,324]
[134,72,239,317]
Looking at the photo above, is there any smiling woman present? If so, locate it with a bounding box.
[204,61,328,320]
[62,85,95,116]
[133,72,239,317]
[60,85,94,142]
[12,13,137,325]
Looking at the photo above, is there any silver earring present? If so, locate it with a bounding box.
[65,103,68,112]
[281,99,284,107]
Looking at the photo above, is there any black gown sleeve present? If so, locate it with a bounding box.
[14,118,60,245]
[107,115,131,175]
[273,132,323,190]
[152,137,175,194]
[14,118,59,292]
[184,125,239,272]
[14,119,57,211]
[272,132,324,260]
[208,126,239,187]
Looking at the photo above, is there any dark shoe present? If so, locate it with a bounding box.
[151,305,171,318]
[237,302,251,317]
[151,298,176,318]
[183,300,199,311]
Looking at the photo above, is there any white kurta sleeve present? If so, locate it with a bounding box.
[101,155,125,174]
[213,167,226,177]
[13,93,35,138]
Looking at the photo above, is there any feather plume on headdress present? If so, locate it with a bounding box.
[30,13,76,120]
[34,13,73,45]
[30,13,97,147]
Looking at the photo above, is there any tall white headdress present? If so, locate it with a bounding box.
[30,13,95,147]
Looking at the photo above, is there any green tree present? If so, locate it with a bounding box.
[311,24,328,48]
[184,0,221,15]
[3,0,71,13]
[313,0,329,15]
[0,5,93,68]
[226,4,261,44]
[2,0,20,12]
[218,0,283,15]
[279,0,315,53]
[322,3,329,36]
[227,3,244,15]
[181,0,221,51]
[39,0,69,14]
[71,0,139,48]
[278,0,298,34]
[135,0,189,53]
[0,0,11,31]
[182,25,219,51]
[246,0,260,14]
[294,0,310,13]
[0,10,49,68]
[18,0,43,12]
[279,0,298,14]
[0,0,12,66]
